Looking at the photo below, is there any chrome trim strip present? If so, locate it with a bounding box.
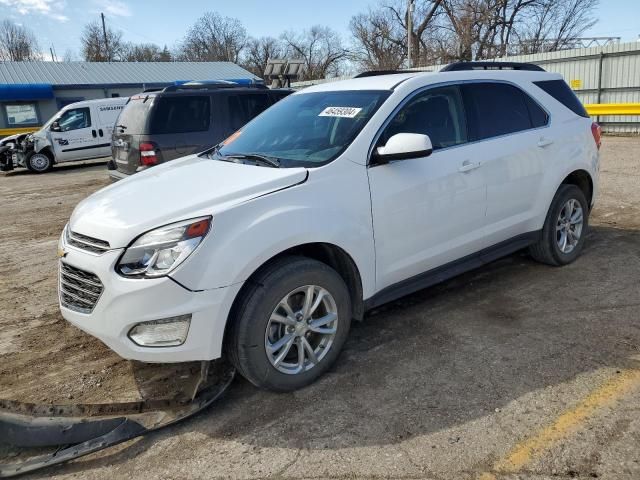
[60,279,101,298]
[60,270,102,288]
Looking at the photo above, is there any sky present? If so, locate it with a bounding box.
[0,0,638,60]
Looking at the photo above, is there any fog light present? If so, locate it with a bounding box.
[128,315,191,347]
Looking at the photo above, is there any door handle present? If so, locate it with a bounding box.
[458,160,482,173]
[537,137,554,148]
[91,130,97,138]
[98,129,104,137]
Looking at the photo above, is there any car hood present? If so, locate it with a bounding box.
[69,155,308,248]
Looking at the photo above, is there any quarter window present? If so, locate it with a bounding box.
[5,103,39,127]
[380,85,468,150]
[57,107,91,131]
[462,83,536,140]
[534,79,589,118]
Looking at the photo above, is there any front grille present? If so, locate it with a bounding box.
[67,230,110,254]
[59,262,104,313]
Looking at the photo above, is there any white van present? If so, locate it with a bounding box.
[14,97,128,172]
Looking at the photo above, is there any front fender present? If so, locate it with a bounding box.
[170,159,376,299]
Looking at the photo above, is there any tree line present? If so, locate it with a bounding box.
[0,0,598,80]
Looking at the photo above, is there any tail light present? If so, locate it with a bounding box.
[139,142,158,166]
[591,122,602,150]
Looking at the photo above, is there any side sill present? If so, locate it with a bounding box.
[364,230,542,311]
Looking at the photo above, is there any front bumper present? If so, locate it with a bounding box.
[58,246,242,362]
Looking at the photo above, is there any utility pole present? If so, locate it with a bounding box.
[49,47,55,62]
[407,0,415,68]
[101,12,110,62]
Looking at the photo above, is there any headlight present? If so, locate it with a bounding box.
[117,216,211,278]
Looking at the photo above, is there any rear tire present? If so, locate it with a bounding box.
[529,184,589,266]
[26,151,53,173]
[226,256,352,392]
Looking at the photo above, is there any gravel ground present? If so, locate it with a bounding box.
[0,137,639,479]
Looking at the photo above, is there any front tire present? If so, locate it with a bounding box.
[529,184,589,266]
[227,256,352,392]
[26,151,53,173]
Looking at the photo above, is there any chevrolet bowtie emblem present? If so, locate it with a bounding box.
[57,246,68,258]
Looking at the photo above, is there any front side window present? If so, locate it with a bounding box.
[462,82,535,140]
[5,103,39,126]
[217,90,390,167]
[379,85,468,150]
[57,107,91,131]
[149,96,210,134]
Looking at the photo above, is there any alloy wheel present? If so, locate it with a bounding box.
[265,285,339,375]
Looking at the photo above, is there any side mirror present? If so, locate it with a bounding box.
[50,121,61,132]
[373,133,433,164]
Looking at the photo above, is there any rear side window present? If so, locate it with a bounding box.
[227,93,272,131]
[149,96,211,134]
[534,80,589,118]
[462,83,533,140]
[524,95,549,128]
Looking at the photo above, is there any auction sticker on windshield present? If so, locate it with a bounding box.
[319,107,363,118]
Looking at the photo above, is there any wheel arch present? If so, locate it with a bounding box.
[222,242,365,355]
[561,169,593,208]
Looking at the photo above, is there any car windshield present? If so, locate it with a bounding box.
[216,90,390,167]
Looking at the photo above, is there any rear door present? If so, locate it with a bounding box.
[112,94,154,175]
[460,82,551,244]
[51,106,103,162]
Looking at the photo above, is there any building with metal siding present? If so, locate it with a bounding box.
[0,61,261,137]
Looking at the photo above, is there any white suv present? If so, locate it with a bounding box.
[58,63,600,391]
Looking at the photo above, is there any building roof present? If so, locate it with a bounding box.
[0,61,260,86]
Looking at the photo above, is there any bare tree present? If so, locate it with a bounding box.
[349,8,407,71]
[518,0,599,54]
[281,26,348,80]
[179,12,247,62]
[349,0,598,66]
[384,0,444,65]
[0,19,40,61]
[122,43,171,62]
[242,37,284,78]
[80,21,125,61]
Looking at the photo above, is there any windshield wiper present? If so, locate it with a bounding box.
[225,153,281,168]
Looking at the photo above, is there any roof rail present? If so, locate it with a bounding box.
[161,81,268,93]
[441,61,545,72]
[354,69,423,78]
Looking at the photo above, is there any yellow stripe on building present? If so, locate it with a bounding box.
[0,126,40,137]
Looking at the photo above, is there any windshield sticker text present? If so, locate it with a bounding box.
[319,107,362,118]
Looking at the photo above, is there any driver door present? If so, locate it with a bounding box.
[367,85,488,291]
[51,106,101,162]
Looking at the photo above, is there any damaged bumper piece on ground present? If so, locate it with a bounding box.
[0,360,235,478]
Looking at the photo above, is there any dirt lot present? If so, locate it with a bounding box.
[1,137,639,479]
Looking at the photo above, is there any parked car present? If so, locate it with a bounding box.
[108,82,292,181]
[58,63,600,392]
[0,97,128,173]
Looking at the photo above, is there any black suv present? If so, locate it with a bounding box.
[108,82,292,181]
